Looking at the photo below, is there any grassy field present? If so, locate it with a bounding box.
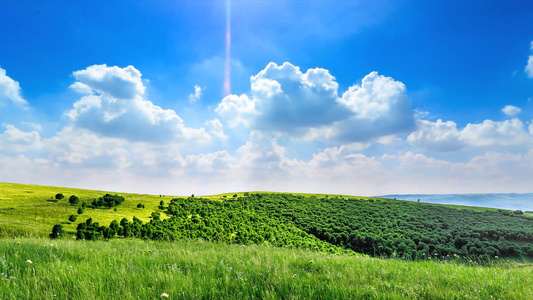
[2,182,533,299]
[0,183,379,238]
[0,182,177,237]
[1,237,532,299]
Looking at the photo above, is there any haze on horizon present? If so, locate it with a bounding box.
[0,1,533,196]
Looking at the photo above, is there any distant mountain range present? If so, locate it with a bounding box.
[378,193,533,211]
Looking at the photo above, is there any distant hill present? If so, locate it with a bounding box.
[379,193,533,211]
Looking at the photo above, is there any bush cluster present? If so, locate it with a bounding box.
[64,193,533,259]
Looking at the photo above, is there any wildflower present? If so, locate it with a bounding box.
[161,292,169,298]
[25,260,32,264]
[292,274,296,278]
[309,260,313,264]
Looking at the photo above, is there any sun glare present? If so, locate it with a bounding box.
[224,0,231,96]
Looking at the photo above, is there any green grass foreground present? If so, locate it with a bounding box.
[1,238,532,299]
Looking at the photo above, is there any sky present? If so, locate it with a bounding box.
[1,0,533,196]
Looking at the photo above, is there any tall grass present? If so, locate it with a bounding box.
[1,237,532,299]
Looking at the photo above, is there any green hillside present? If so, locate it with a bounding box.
[1,183,533,299]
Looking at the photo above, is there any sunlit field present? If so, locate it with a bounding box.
[1,238,532,300]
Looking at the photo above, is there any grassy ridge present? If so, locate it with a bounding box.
[0,183,174,237]
[1,237,532,299]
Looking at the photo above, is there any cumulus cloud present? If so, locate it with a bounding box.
[189,85,202,102]
[205,119,228,141]
[69,82,93,94]
[0,123,43,152]
[502,105,521,116]
[45,126,129,168]
[72,64,145,99]
[408,118,532,151]
[407,119,466,152]
[0,67,26,106]
[526,41,533,78]
[66,65,210,144]
[216,62,415,143]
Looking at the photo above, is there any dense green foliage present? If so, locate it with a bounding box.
[55,193,64,200]
[68,195,79,205]
[73,193,533,260]
[91,194,125,208]
[2,238,532,299]
[49,225,64,239]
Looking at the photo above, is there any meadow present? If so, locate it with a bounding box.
[1,238,532,299]
[1,182,533,299]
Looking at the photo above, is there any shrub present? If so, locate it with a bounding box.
[78,207,84,214]
[55,193,64,200]
[69,215,78,222]
[137,203,144,208]
[92,194,125,208]
[50,224,64,239]
[69,195,80,205]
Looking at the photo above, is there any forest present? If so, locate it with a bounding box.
[70,193,533,260]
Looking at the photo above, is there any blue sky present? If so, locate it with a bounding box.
[1,0,533,195]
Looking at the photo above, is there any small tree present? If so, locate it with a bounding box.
[137,203,144,208]
[55,193,64,200]
[68,215,77,222]
[77,207,84,214]
[158,200,165,210]
[233,194,238,198]
[151,211,161,221]
[69,195,80,205]
[50,224,64,239]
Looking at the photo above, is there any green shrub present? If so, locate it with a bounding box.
[55,193,64,200]
[68,215,78,222]
[49,224,64,239]
[69,195,80,205]
[77,207,84,214]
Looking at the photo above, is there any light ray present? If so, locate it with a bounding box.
[223,0,231,96]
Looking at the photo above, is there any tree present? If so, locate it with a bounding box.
[78,207,84,214]
[50,224,64,239]
[158,200,165,210]
[137,203,144,208]
[55,193,64,200]
[68,215,78,222]
[69,195,80,205]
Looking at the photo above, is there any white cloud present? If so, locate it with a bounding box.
[189,85,202,103]
[215,94,256,127]
[408,118,532,151]
[205,119,228,141]
[184,151,235,175]
[0,123,43,152]
[526,41,533,78]
[461,118,530,147]
[408,119,466,152]
[216,62,415,143]
[0,67,26,106]
[72,64,145,99]
[69,82,93,94]
[45,126,129,168]
[502,105,521,116]
[331,71,415,142]
[66,65,211,144]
